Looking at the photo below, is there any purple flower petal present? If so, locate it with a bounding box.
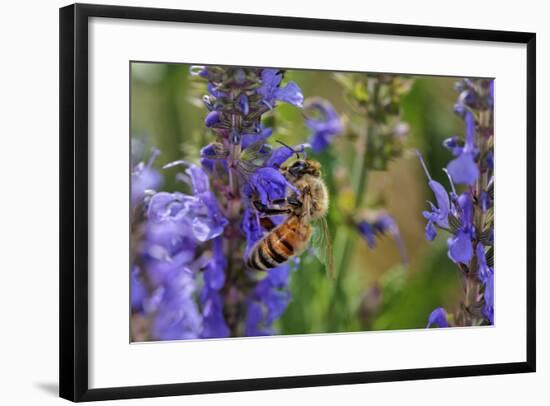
[447,153,479,185]
[241,126,272,149]
[203,237,226,290]
[358,220,377,248]
[425,220,437,241]
[247,167,294,204]
[151,268,202,340]
[310,134,330,152]
[427,307,449,328]
[131,267,147,313]
[306,99,343,153]
[205,111,221,127]
[245,301,270,336]
[267,264,291,288]
[428,180,450,224]
[131,167,162,206]
[266,143,305,169]
[442,136,463,157]
[200,288,229,339]
[257,69,304,108]
[238,93,249,114]
[207,82,225,98]
[457,193,474,228]
[447,230,473,264]
[186,164,210,195]
[275,81,304,107]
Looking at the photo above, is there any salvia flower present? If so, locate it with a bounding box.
[416,150,450,241]
[357,221,377,248]
[257,69,304,108]
[357,212,407,264]
[304,99,343,153]
[426,307,449,328]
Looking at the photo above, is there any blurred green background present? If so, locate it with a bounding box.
[131,63,466,334]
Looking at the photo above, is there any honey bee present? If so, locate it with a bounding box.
[246,157,334,278]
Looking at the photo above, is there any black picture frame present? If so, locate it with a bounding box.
[59,3,536,402]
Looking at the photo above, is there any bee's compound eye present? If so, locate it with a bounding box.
[289,161,306,176]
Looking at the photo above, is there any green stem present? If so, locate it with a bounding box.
[327,112,371,331]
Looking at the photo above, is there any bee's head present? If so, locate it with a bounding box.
[288,159,321,178]
[274,140,321,178]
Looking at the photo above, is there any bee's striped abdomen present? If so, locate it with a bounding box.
[247,216,311,271]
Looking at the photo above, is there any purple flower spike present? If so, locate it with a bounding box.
[427,307,449,328]
[448,230,473,264]
[416,78,494,328]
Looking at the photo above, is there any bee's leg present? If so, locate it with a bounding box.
[271,195,302,208]
[253,200,291,216]
[300,191,312,221]
[259,217,276,231]
[271,198,287,205]
[286,196,302,207]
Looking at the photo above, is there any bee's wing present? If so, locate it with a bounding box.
[240,139,273,167]
[237,140,273,177]
[311,217,335,280]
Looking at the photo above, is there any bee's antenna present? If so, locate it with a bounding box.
[276,140,300,160]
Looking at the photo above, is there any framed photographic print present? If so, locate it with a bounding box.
[59,3,536,402]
